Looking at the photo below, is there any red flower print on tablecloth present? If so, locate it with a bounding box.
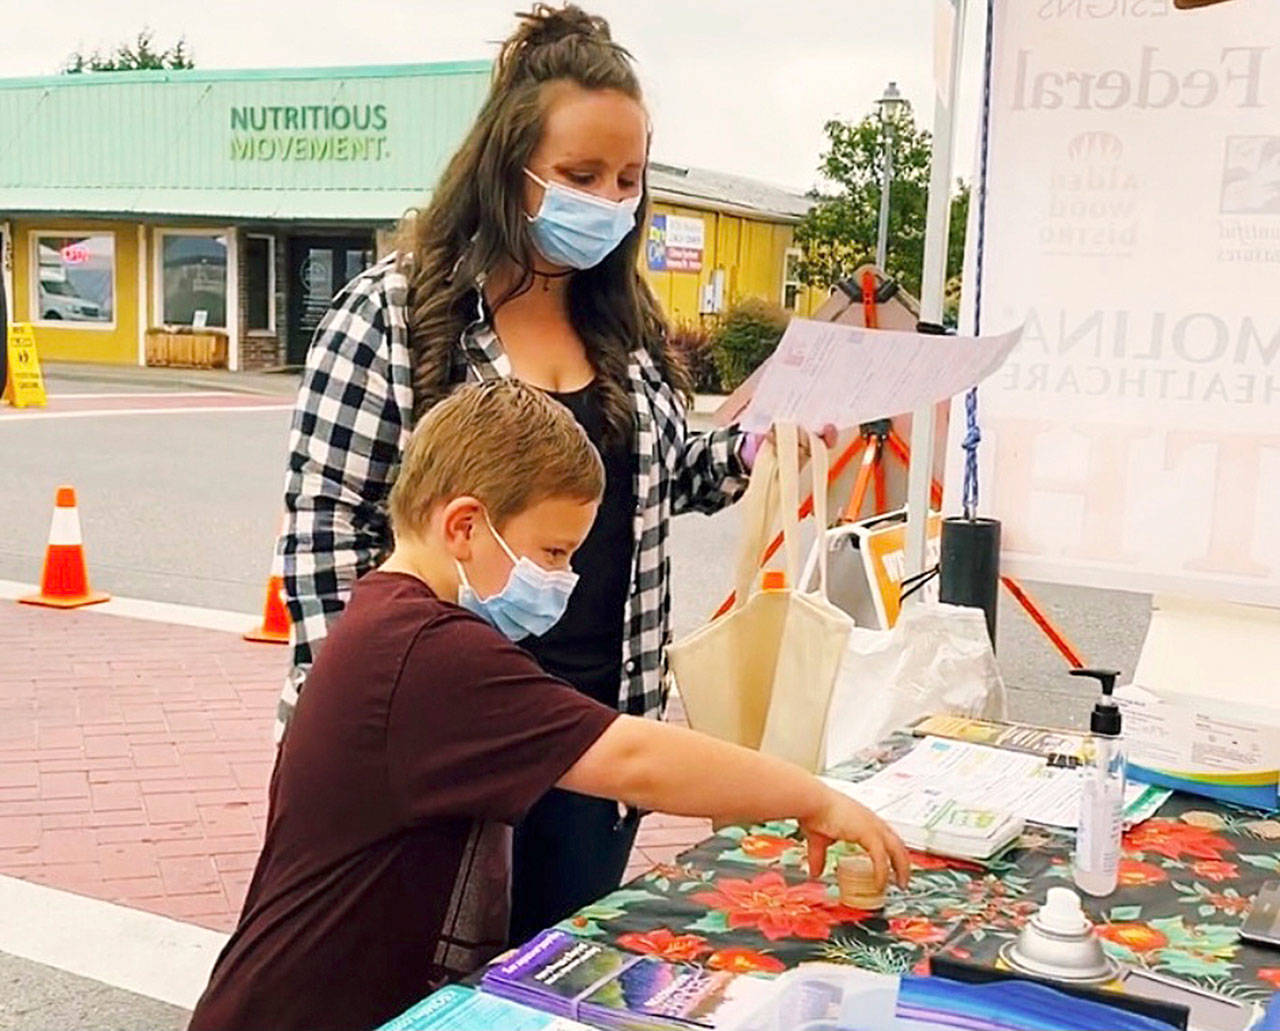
[707,948,786,974]
[1191,860,1239,883]
[1123,819,1231,861]
[1258,969,1280,989]
[1117,859,1168,887]
[907,850,982,874]
[616,928,710,962]
[888,916,949,945]
[692,871,869,941]
[1096,922,1169,955]
[1205,892,1251,916]
[739,834,795,860]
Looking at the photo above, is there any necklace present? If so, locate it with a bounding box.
[536,267,574,293]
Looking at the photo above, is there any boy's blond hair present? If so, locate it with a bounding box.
[389,379,605,536]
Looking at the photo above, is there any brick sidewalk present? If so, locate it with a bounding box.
[1,602,707,931]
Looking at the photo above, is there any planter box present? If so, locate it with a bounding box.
[145,329,229,369]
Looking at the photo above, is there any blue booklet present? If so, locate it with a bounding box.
[482,929,768,1030]
[379,984,592,1030]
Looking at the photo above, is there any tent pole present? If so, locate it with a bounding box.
[905,0,970,583]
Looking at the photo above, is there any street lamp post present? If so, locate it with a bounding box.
[874,81,908,272]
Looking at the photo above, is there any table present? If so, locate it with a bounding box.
[552,732,1280,1006]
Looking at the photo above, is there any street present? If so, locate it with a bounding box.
[0,374,292,614]
[4,368,1153,714]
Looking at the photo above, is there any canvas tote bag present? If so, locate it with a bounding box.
[668,422,854,772]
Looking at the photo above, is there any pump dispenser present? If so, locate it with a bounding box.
[1072,668,1125,897]
[1076,668,1121,736]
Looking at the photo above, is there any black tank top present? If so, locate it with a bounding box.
[523,381,636,708]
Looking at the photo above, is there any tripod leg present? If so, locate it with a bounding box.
[883,426,1085,667]
[873,439,888,514]
[1000,576,1086,668]
[711,435,868,620]
[842,445,878,523]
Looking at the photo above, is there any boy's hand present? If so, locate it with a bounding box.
[799,788,912,888]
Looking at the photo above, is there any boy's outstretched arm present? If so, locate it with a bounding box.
[557,716,911,889]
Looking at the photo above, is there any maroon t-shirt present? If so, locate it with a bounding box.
[188,571,617,1031]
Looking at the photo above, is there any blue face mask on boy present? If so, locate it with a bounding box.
[523,168,641,270]
[456,510,579,641]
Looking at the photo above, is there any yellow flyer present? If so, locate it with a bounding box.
[861,512,941,628]
[2,323,47,408]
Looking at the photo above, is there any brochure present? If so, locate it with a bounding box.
[378,984,593,1030]
[825,737,1170,839]
[483,929,771,1030]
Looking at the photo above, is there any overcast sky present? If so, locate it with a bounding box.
[3,0,983,194]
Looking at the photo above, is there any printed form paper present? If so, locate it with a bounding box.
[740,318,1022,434]
[826,737,1168,831]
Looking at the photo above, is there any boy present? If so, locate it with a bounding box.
[189,381,909,1031]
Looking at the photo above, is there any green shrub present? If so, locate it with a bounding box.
[667,319,723,394]
[712,297,791,390]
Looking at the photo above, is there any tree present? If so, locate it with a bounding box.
[64,30,194,74]
[795,106,969,324]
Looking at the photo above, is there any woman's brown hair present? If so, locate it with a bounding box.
[396,3,690,444]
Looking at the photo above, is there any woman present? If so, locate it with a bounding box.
[279,4,757,944]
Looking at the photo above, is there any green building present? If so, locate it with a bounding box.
[0,61,813,371]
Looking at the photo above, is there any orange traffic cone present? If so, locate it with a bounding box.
[244,521,290,645]
[20,486,110,609]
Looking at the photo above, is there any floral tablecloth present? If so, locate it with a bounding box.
[556,734,1280,1003]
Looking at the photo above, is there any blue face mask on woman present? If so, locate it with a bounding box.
[524,168,641,270]
[456,510,579,641]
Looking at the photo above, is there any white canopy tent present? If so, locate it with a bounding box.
[910,0,1279,694]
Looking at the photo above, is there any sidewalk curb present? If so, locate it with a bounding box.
[44,362,301,399]
[0,580,256,634]
[0,874,227,1011]
[46,364,727,409]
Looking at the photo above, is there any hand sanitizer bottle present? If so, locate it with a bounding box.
[1072,669,1125,898]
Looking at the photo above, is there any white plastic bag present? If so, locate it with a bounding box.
[824,601,1007,768]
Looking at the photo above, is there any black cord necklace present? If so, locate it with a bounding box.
[536,267,574,292]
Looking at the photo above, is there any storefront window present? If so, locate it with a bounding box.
[783,248,802,311]
[161,233,228,328]
[34,233,115,324]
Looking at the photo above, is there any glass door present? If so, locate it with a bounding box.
[285,235,374,365]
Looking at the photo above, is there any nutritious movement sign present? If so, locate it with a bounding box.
[229,103,391,161]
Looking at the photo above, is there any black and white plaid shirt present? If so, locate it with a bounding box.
[276,257,748,741]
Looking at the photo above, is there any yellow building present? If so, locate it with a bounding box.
[0,63,818,371]
[645,162,822,324]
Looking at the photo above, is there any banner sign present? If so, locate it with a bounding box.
[862,512,943,628]
[647,214,705,272]
[947,0,1280,607]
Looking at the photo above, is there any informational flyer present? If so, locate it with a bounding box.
[739,318,1021,434]
[828,737,1168,831]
